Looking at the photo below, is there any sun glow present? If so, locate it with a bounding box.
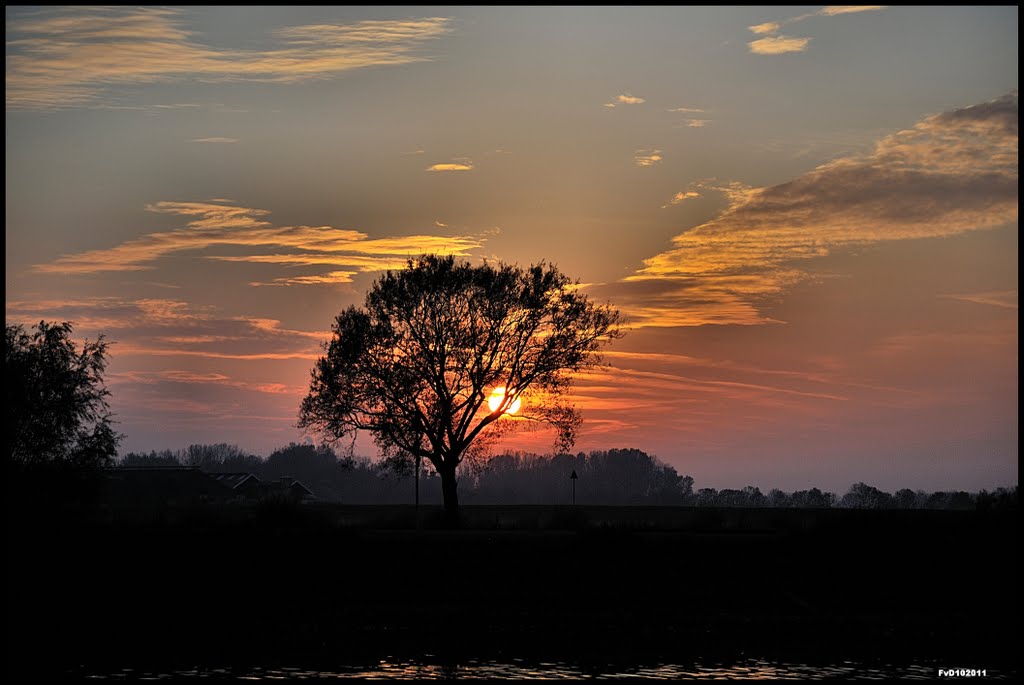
[487,387,521,415]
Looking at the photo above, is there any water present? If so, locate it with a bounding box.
[74,658,1012,680]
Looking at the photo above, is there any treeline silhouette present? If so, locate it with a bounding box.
[117,444,1018,510]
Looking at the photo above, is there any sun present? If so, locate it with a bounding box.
[487,387,521,415]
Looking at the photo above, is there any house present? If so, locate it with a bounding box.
[209,472,264,500]
[101,468,315,506]
[101,467,234,507]
[260,477,315,502]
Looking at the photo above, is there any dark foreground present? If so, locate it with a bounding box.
[6,504,1018,680]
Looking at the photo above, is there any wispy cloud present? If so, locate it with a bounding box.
[5,295,341,448]
[33,199,484,283]
[251,271,358,287]
[427,161,474,172]
[634,149,663,167]
[604,93,645,108]
[5,296,329,360]
[749,36,811,55]
[662,191,701,208]
[747,5,885,55]
[108,369,300,395]
[748,22,782,35]
[6,7,451,110]
[819,6,887,17]
[940,291,1018,310]
[190,137,239,144]
[614,94,1018,327]
[667,107,711,128]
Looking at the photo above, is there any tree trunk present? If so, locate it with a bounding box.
[439,464,460,525]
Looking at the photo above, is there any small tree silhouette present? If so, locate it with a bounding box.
[298,255,622,517]
[5,321,121,471]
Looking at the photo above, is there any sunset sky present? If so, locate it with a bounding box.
[5,6,1017,491]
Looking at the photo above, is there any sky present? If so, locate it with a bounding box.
[5,5,1018,492]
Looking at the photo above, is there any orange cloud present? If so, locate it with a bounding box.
[427,162,474,172]
[747,5,885,55]
[250,271,358,287]
[662,191,701,208]
[616,93,645,105]
[634,149,663,167]
[34,199,483,281]
[819,6,886,17]
[6,296,328,363]
[616,94,1018,327]
[748,22,782,35]
[748,35,811,55]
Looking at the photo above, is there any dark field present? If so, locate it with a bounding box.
[7,504,1018,680]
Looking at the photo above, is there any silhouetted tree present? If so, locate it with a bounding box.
[742,486,766,506]
[893,488,918,509]
[261,443,351,501]
[695,488,719,507]
[768,488,790,508]
[5,321,120,471]
[182,442,260,471]
[460,448,693,505]
[299,255,622,516]
[924,490,975,510]
[119,449,181,467]
[975,486,1018,511]
[839,482,894,509]
[789,488,835,508]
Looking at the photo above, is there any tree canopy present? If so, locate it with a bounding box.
[5,321,121,471]
[298,255,623,513]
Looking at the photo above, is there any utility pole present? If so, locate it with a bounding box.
[570,469,578,505]
[415,453,421,529]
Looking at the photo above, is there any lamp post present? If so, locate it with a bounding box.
[570,469,578,505]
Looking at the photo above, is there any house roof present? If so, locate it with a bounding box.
[209,472,260,490]
[265,477,315,497]
[101,467,234,501]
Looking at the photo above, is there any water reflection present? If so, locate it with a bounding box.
[76,658,1013,680]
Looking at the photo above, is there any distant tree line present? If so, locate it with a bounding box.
[117,444,1018,510]
[119,443,418,504]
